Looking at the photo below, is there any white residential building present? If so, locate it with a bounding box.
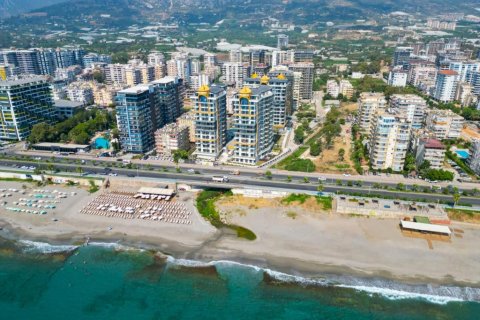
[191,85,227,162]
[433,70,459,102]
[389,94,427,129]
[66,82,93,106]
[415,138,446,169]
[425,109,465,140]
[154,123,190,156]
[369,110,412,172]
[231,86,274,165]
[388,70,408,87]
[221,62,247,88]
[326,80,340,98]
[357,92,387,133]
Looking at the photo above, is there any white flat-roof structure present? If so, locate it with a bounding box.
[400,220,451,236]
[138,187,175,196]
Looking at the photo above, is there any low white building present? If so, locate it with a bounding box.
[388,70,408,87]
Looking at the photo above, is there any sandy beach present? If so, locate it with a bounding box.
[1,181,480,287]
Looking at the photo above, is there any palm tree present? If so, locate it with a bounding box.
[317,184,324,193]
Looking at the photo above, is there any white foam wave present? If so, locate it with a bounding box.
[165,256,476,304]
[19,240,78,254]
[337,284,464,305]
[87,242,144,252]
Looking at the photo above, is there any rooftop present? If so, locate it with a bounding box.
[0,76,48,87]
[118,85,151,94]
[54,99,84,109]
[422,138,445,149]
[438,70,458,76]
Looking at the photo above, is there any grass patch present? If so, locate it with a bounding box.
[282,193,311,204]
[196,189,256,241]
[315,196,333,210]
[275,146,316,172]
[0,177,34,183]
[286,211,298,219]
[88,180,100,193]
[232,225,257,240]
[446,208,480,223]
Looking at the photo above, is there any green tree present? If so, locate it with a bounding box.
[265,170,273,180]
[317,184,324,193]
[286,176,292,182]
[338,148,345,161]
[304,177,309,183]
[396,183,405,191]
[453,192,461,207]
[404,153,416,173]
[294,126,305,144]
[173,150,189,165]
[309,141,322,156]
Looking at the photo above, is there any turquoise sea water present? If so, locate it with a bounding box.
[0,238,479,320]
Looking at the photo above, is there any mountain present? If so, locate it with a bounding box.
[2,0,479,31]
[0,0,66,18]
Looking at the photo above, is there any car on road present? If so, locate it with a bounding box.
[187,169,195,174]
[109,173,118,176]
[127,174,135,177]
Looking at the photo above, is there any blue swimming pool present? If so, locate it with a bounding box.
[94,137,110,149]
[456,150,469,159]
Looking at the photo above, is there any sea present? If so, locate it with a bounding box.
[0,237,479,320]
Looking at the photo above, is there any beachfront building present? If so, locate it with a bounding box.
[425,109,465,140]
[244,74,293,128]
[369,110,412,172]
[357,92,387,133]
[191,85,227,162]
[151,77,184,126]
[154,123,190,156]
[231,86,274,165]
[115,85,155,153]
[0,77,56,141]
[389,94,427,129]
[415,138,446,169]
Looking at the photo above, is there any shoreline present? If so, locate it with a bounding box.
[2,219,479,293]
[1,181,480,299]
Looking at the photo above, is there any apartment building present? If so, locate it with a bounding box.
[66,82,94,106]
[154,123,190,156]
[221,62,247,88]
[288,63,314,100]
[0,77,56,141]
[231,86,274,165]
[244,74,293,128]
[339,80,355,99]
[369,110,412,172]
[357,92,387,133]
[389,94,427,129]
[191,85,227,162]
[388,70,408,87]
[433,70,459,102]
[415,138,446,169]
[326,80,340,98]
[425,109,465,140]
[176,111,196,143]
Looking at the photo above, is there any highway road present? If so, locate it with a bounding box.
[2,158,480,206]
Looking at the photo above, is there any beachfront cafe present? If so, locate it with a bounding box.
[400,220,452,237]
